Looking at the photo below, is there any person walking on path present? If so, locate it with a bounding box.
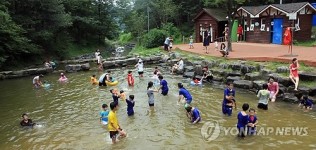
[237,24,243,42]
[164,36,171,51]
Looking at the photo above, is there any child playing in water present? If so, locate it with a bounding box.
[147,81,158,107]
[91,75,98,85]
[108,102,126,144]
[247,108,258,135]
[100,104,109,125]
[58,73,68,82]
[120,90,126,101]
[152,71,160,85]
[298,95,313,111]
[237,103,249,138]
[154,67,161,75]
[127,71,134,86]
[20,113,36,127]
[126,95,135,116]
[135,60,144,78]
[110,89,120,105]
[189,36,194,49]
[257,83,269,110]
[158,75,169,96]
[32,75,43,88]
[222,82,236,116]
[185,105,201,124]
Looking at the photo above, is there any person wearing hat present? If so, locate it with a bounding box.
[135,58,144,78]
[178,83,193,105]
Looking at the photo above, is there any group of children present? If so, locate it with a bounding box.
[222,78,313,138]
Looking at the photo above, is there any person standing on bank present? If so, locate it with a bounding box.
[223,24,229,42]
[289,58,299,91]
[203,29,210,54]
[164,36,171,51]
[237,24,243,42]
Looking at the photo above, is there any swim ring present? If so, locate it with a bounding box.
[42,83,51,88]
[190,81,202,86]
[59,77,68,82]
[105,80,119,86]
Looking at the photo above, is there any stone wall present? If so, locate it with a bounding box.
[165,52,316,104]
[0,68,53,80]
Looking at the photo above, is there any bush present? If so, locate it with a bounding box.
[142,28,168,48]
[161,23,181,39]
[118,32,133,45]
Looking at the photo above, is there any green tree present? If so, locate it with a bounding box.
[0,1,37,69]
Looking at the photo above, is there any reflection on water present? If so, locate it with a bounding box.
[0,67,315,149]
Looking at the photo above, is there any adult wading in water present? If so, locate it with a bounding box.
[99,71,111,86]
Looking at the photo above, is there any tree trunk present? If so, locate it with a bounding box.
[226,0,233,51]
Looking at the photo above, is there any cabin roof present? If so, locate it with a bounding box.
[194,8,227,22]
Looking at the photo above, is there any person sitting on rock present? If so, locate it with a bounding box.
[202,66,213,82]
[171,58,184,74]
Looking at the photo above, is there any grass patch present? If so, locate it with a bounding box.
[294,40,316,47]
[300,81,315,88]
[66,44,103,58]
[129,46,164,56]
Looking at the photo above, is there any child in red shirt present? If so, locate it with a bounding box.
[127,71,134,86]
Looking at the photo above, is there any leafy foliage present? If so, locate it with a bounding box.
[143,29,168,48]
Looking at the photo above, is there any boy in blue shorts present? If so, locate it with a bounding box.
[247,108,258,135]
[100,104,109,125]
[237,103,249,138]
[222,82,236,116]
[126,95,135,116]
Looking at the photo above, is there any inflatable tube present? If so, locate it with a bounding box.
[190,81,202,86]
[105,81,119,86]
[42,83,51,88]
[59,77,68,82]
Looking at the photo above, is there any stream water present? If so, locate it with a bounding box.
[0,66,315,150]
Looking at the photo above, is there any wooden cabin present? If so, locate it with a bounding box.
[193,8,228,43]
[235,2,316,44]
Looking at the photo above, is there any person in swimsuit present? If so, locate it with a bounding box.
[91,75,98,85]
[237,103,249,138]
[247,108,258,135]
[20,114,36,127]
[267,77,279,102]
[289,58,299,91]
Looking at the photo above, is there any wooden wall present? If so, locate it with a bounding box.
[194,12,219,43]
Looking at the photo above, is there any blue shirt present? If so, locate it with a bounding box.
[223,88,235,104]
[126,99,135,112]
[98,73,107,82]
[179,88,192,100]
[192,108,201,122]
[301,99,313,107]
[160,80,169,92]
[237,111,248,128]
[100,110,109,122]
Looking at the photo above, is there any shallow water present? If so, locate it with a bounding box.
[0,67,315,150]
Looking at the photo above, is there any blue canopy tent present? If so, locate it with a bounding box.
[313,3,316,26]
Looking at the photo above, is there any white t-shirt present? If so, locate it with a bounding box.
[97,55,102,64]
[178,60,184,70]
[33,76,39,84]
[95,52,100,58]
[137,63,144,72]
